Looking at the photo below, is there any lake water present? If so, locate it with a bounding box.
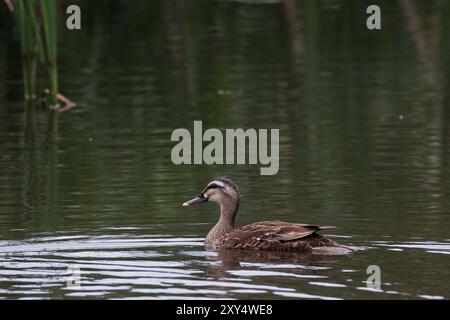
[0,0,449,300]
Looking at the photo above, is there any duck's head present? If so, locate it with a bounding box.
[182,177,240,208]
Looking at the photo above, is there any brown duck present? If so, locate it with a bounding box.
[182,177,352,254]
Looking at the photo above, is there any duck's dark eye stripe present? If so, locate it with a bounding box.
[207,183,222,190]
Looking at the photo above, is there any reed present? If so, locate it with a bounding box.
[17,0,39,100]
[40,0,59,108]
[7,0,60,108]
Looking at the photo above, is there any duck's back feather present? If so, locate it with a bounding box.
[211,220,349,253]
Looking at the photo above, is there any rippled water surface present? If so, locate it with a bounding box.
[0,0,449,299]
[0,230,449,299]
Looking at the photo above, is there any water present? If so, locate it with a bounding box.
[0,0,449,300]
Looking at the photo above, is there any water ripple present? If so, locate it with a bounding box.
[0,234,448,299]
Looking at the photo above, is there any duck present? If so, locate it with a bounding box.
[182,177,352,254]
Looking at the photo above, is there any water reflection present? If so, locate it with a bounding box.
[0,231,448,299]
[207,249,334,276]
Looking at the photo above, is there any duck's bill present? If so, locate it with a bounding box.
[182,195,207,207]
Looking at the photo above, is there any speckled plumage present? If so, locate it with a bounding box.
[207,220,349,253]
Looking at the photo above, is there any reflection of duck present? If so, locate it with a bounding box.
[205,249,333,279]
[215,249,331,265]
[183,177,352,254]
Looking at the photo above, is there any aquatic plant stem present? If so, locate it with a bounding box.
[40,0,59,108]
[18,0,38,100]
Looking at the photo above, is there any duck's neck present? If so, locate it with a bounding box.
[205,197,239,246]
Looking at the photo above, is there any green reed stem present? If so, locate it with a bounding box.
[17,0,38,100]
[14,0,60,108]
[40,0,59,108]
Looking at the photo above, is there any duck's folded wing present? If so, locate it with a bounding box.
[226,220,336,242]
